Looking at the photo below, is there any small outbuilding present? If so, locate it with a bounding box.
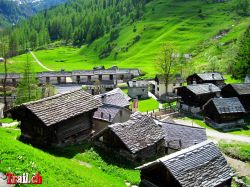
[93,104,131,134]
[137,140,234,187]
[156,121,207,154]
[9,89,102,146]
[187,72,225,88]
[94,112,165,163]
[177,83,221,114]
[203,97,246,131]
[127,80,148,99]
[222,83,250,112]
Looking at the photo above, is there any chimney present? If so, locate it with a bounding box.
[109,114,111,122]
[209,84,213,92]
[212,73,215,79]
[101,94,106,102]
[192,80,197,85]
[101,112,104,119]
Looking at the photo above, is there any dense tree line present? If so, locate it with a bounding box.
[8,0,150,55]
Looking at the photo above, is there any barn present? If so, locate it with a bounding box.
[203,97,246,131]
[94,112,165,163]
[9,89,102,146]
[137,140,234,187]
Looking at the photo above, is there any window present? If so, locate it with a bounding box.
[77,76,80,83]
[99,75,102,80]
[46,77,50,83]
[110,75,113,80]
[88,75,91,81]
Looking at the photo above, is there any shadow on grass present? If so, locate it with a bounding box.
[43,141,137,169]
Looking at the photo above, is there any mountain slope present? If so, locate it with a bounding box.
[0,0,66,27]
[5,0,250,78]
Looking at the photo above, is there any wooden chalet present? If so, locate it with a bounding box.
[177,83,221,114]
[9,89,102,146]
[222,83,250,112]
[137,140,234,187]
[127,80,149,99]
[93,104,131,134]
[156,121,207,154]
[203,97,246,131]
[94,112,165,163]
[187,72,225,88]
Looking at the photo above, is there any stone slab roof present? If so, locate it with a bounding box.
[37,71,72,77]
[197,72,224,81]
[0,73,22,79]
[230,83,250,95]
[95,88,131,107]
[157,121,207,150]
[186,83,221,95]
[109,112,165,154]
[93,104,126,122]
[207,97,245,114]
[12,89,102,126]
[138,140,234,187]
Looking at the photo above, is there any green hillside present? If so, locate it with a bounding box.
[3,0,250,78]
[0,128,139,186]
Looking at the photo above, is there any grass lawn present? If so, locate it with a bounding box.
[138,98,159,112]
[0,128,139,186]
[218,140,250,163]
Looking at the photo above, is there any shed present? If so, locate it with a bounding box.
[203,97,246,131]
[93,104,131,134]
[222,83,250,112]
[94,112,165,163]
[127,80,148,99]
[137,140,234,187]
[9,89,102,146]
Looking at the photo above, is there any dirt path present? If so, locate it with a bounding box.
[30,51,54,71]
[174,119,250,144]
[225,155,250,177]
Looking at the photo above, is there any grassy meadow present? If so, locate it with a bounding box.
[0,128,139,186]
[2,0,250,79]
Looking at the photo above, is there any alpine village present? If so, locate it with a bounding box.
[0,0,250,187]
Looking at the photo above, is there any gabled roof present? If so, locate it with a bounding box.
[186,83,221,95]
[156,74,185,84]
[11,89,102,126]
[229,83,250,95]
[37,71,72,77]
[205,97,245,114]
[138,140,234,187]
[196,72,224,81]
[107,112,165,154]
[128,80,148,87]
[95,88,131,107]
[93,104,130,122]
[156,121,207,150]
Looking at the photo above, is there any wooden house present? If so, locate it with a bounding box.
[177,83,221,114]
[127,80,148,99]
[156,121,207,154]
[203,97,246,131]
[222,83,250,112]
[137,140,234,187]
[93,104,131,134]
[94,112,165,163]
[9,89,102,146]
[151,74,184,102]
[187,72,225,88]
